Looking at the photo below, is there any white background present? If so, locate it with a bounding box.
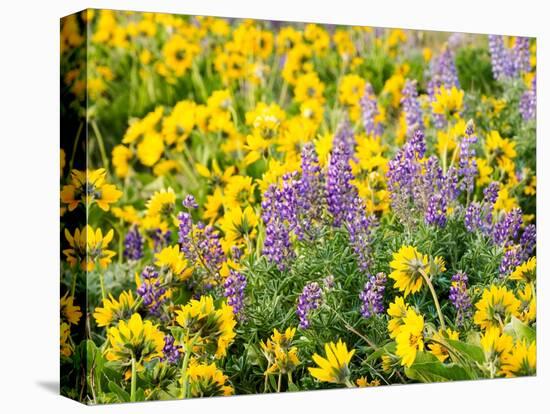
[0,0,547,412]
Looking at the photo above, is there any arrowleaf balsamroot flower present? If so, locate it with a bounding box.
[308,339,355,385]
[106,313,165,377]
[174,295,236,359]
[500,340,536,377]
[473,285,521,330]
[261,327,301,376]
[389,246,429,297]
[93,290,136,327]
[60,168,122,212]
[395,308,424,367]
[63,225,116,271]
[186,362,234,397]
[60,293,82,325]
[387,296,410,338]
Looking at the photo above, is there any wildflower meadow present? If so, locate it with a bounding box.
[60,9,537,404]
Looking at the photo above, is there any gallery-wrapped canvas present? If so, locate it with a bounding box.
[60,8,537,404]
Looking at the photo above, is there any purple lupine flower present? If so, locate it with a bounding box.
[449,272,471,326]
[178,209,226,277]
[401,79,423,135]
[488,35,514,80]
[151,229,171,252]
[519,224,536,261]
[359,272,387,318]
[345,196,378,270]
[360,82,383,137]
[493,208,522,246]
[513,37,531,76]
[499,245,523,279]
[296,143,325,239]
[520,75,536,121]
[136,265,167,315]
[224,270,247,321]
[464,202,482,232]
[182,194,198,210]
[296,282,323,329]
[177,211,193,257]
[261,183,296,270]
[124,225,144,261]
[162,334,182,364]
[483,182,500,205]
[427,46,460,127]
[326,123,357,227]
[458,120,478,194]
[425,193,447,227]
[428,46,460,94]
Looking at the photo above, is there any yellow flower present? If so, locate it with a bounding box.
[174,295,236,359]
[60,322,73,357]
[486,130,517,161]
[339,74,365,107]
[500,340,536,377]
[356,376,381,387]
[261,327,301,375]
[473,285,521,330]
[203,188,225,223]
[480,327,514,363]
[294,72,325,103]
[162,34,200,77]
[137,132,164,167]
[195,160,235,189]
[112,205,140,224]
[93,290,137,327]
[517,284,536,324]
[308,339,355,384]
[112,145,132,178]
[224,175,256,208]
[63,225,116,271]
[155,245,192,279]
[476,158,494,186]
[382,73,405,108]
[395,309,424,367]
[106,313,164,373]
[431,86,464,117]
[186,362,234,397]
[245,102,286,140]
[122,107,163,144]
[60,293,82,325]
[493,186,518,212]
[428,328,459,363]
[389,246,429,297]
[510,257,536,283]
[162,100,196,148]
[60,168,122,212]
[206,89,233,113]
[146,187,176,219]
[387,296,410,338]
[220,205,259,244]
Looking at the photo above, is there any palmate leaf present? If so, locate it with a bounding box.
[404,351,475,383]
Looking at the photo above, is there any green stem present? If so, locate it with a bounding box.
[180,341,194,399]
[420,269,446,330]
[130,356,137,402]
[99,272,106,302]
[344,378,355,388]
[91,120,109,169]
[277,373,282,393]
[69,121,84,172]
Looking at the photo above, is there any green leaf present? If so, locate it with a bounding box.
[505,316,536,344]
[405,352,475,382]
[446,339,485,364]
[108,381,130,403]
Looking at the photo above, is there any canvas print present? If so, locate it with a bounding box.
[60,9,537,404]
